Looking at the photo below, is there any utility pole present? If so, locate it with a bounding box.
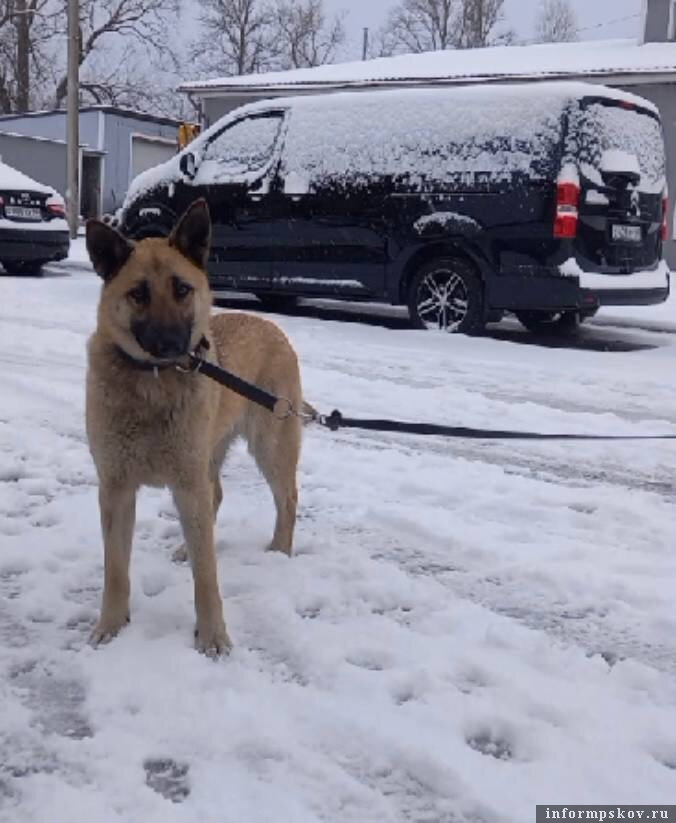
[66,0,79,239]
[15,0,30,112]
[362,27,369,60]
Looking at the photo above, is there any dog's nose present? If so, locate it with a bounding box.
[134,324,190,360]
[153,333,187,359]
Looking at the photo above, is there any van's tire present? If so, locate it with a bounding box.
[254,293,299,312]
[2,260,46,277]
[407,257,485,334]
[515,310,581,336]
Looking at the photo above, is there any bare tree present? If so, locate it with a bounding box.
[274,0,345,69]
[534,0,578,43]
[380,0,460,54]
[53,0,179,107]
[459,0,511,48]
[0,0,185,116]
[0,0,57,112]
[194,0,277,76]
[378,0,510,55]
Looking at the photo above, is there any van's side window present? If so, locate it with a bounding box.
[203,114,283,173]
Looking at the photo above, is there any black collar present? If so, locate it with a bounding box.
[114,336,210,372]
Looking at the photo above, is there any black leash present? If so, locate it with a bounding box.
[187,354,294,419]
[185,354,676,443]
[316,410,676,441]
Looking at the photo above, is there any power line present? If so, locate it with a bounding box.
[576,12,641,34]
[519,11,642,46]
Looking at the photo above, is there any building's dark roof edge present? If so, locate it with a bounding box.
[0,106,181,126]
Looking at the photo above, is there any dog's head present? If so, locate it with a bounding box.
[86,200,212,363]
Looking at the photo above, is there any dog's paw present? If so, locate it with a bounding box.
[194,619,232,659]
[172,544,189,564]
[266,542,292,557]
[89,612,129,647]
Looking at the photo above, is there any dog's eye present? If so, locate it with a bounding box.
[173,279,193,300]
[127,282,150,305]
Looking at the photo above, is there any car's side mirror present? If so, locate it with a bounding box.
[179,151,197,179]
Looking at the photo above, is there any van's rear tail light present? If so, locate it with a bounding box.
[661,194,669,242]
[46,196,65,218]
[554,181,580,239]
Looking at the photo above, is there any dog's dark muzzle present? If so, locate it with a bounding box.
[132,322,191,360]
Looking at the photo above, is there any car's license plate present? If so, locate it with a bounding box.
[4,206,41,220]
[612,224,642,243]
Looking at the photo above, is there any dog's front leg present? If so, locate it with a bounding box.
[172,481,231,657]
[91,484,136,646]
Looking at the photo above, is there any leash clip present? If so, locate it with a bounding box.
[175,354,203,374]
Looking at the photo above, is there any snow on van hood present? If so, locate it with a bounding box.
[123,155,182,209]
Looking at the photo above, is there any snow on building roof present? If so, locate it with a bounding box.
[180,39,676,96]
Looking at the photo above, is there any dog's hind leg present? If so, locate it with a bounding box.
[248,411,300,556]
[90,484,136,646]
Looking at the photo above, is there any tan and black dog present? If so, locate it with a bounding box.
[85,200,303,656]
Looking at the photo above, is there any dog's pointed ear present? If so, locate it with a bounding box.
[86,220,134,282]
[169,199,211,270]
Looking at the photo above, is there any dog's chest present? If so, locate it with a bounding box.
[88,371,213,486]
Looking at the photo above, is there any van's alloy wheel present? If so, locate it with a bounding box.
[408,257,485,334]
[515,310,581,335]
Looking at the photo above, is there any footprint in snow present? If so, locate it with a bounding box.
[144,758,190,803]
[10,663,93,740]
[466,731,513,761]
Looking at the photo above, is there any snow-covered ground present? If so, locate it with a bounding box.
[1,243,675,822]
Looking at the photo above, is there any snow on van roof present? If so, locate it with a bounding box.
[231,82,659,117]
[123,81,660,209]
[180,39,676,94]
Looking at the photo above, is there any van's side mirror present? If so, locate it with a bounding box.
[180,152,197,179]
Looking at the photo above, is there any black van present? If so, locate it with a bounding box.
[119,82,670,334]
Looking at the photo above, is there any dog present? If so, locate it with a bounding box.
[85,199,303,656]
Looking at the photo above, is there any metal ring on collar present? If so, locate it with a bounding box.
[273,397,293,420]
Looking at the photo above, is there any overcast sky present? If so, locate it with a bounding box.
[326,0,644,60]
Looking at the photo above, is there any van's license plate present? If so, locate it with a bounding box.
[4,206,41,220]
[612,224,642,243]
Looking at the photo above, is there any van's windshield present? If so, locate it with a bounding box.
[574,101,666,193]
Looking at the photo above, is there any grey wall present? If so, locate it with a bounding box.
[0,110,100,148]
[0,132,67,198]
[0,110,178,214]
[101,114,177,213]
[643,0,673,42]
[203,96,267,127]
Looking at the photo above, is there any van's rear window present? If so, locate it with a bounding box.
[572,101,666,193]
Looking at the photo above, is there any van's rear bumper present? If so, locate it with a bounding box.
[490,260,670,311]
